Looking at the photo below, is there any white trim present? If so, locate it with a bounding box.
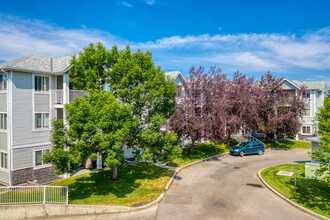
[301,125,312,135]
[12,142,52,149]
[9,71,12,184]
[33,112,50,131]
[32,148,51,169]
[0,112,7,132]
[0,151,8,170]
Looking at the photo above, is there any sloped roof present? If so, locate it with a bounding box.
[165,71,185,86]
[291,80,327,92]
[165,71,182,80]
[282,78,327,92]
[0,54,77,73]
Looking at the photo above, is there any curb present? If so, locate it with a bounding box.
[258,167,329,220]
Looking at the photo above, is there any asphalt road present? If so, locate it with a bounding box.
[156,149,316,220]
[39,149,316,220]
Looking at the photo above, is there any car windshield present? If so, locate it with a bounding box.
[238,142,247,146]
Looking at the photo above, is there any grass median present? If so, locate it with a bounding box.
[261,164,329,218]
[50,162,174,206]
[265,139,310,149]
[165,142,232,167]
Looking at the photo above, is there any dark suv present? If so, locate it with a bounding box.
[230,141,265,157]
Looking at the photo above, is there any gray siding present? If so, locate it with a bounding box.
[12,72,51,146]
[13,145,51,170]
[0,93,7,112]
[34,94,50,112]
[0,170,9,185]
[0,133,7,151]
[13,148,33,170]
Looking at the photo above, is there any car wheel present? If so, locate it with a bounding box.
[240,151,245,157]
[258,150,264,155]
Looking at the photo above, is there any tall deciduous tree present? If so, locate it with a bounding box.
[311,91,330,183]
[256,72,305,138]
[46,42,180,179]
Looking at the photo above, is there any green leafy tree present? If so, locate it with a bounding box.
[45,92,138,179]
[311,91,330,183]
[46,42,180,179]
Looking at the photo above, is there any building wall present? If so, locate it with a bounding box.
[0,133,7,151]
[12,145,51,170]
[11,166,55,185]
[11,72,51,146]
[0,170,9,185]
[0,93,7,112]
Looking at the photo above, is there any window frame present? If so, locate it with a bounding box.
[301,126,312,135]
[0,73,7,92]
[34,113,50,130]
[302,90,311,99]
[33,149,51,168]
[303,101,311,117]
[0,152,8,170]
[34,75,50,92]
[0,113,7,131]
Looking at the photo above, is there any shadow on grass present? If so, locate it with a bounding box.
[54,162,173,202]
[285,177,330,216]
[165,143,230,167]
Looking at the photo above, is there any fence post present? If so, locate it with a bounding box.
[66,187,68,205]
[43,186,46,204]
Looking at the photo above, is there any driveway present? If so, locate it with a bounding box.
[156,149,316,220]
[37,149,316,220]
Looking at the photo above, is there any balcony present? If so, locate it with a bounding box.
[54,90,88,105]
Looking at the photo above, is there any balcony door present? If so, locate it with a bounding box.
[57,75,63,90]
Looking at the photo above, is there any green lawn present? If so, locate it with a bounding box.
[265,139,310,149]
[165,142,232,167]
[261,164,330,217]
[49,162,173,206]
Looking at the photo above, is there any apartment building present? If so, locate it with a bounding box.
[0,55,185,185]
[0,55,88,185]
[281,78,327,140]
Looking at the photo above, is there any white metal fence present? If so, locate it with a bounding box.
[0,186,68,205]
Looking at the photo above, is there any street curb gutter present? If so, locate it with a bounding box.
[258,167,329,220]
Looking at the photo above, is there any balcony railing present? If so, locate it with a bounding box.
[54,90,88,104]
[69,90,88,103]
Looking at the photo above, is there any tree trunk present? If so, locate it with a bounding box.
[190,143,195,156]
[112,165,118,180]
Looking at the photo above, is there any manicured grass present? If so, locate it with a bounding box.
[50,162,174,206]
[165,142,232,167]
[261,164,330,217]
[265,139,310,149]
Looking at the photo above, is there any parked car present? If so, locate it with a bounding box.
[230,141,265,157]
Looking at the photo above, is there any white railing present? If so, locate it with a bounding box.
[0,185,68,205]
[69,90,88,103]
[54,90,64,104]
[54,90,88,105]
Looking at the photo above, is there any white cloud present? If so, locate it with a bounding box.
[0,14,128,60]
[0,14,329,79]
[145,0,155,5]
[121,1,133,7]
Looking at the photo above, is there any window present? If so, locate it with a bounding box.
[0,74,7,91]
[303,102,311,116]
[34,149,50,166]
[35,76,49,91]
[302,126,311,134]
[303,90,310,99]
[0,113,7,130]
[0,152,7,169]
[35,113,49,129]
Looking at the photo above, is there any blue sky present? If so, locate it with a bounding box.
[0,0,329,85]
